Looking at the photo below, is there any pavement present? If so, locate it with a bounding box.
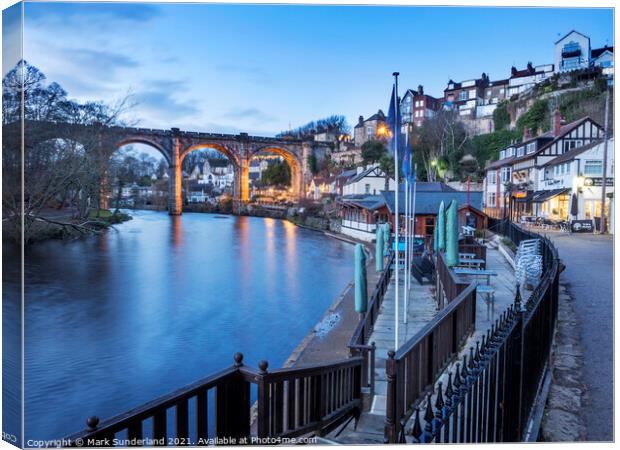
[330,243,517,443]
[286,239,382,367]
[543,231,614,442]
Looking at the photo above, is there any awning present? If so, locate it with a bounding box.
[531,188,571,203]
[512,191,534,203]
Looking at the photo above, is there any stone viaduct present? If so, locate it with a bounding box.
[15,120,333,214]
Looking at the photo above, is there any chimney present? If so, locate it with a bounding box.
[523,126,531,141]
[358,115,364,126]
[417,84,424,95]
[553,108,562,137]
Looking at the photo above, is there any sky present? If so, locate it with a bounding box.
[2,2,615,138]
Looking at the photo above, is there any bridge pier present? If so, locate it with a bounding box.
[168,131,183,215]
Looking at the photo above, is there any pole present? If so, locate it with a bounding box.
[404,176,409,324]
[393,71,400,349]
[600,86,610,234]
[412,163,418,257]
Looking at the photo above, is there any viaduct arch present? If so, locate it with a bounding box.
[16,121,332,215]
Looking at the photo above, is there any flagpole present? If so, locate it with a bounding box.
[392,71,400,350]
[412,163,418,258]
[403,131,410,325]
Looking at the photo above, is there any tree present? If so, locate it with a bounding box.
[411,109,470,182]
[2,60,134,243]
[361,140,387,164]
[277,115,350,139]
[261,161,291,186]
[307,154,319,175]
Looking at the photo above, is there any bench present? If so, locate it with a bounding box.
[476,284,495,302]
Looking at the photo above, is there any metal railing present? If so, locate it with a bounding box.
[398,220,560,443]
[65,354,363,446]
[348,251,395,395]
[384,283,478,443]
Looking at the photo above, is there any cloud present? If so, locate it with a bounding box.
[25,3,161,24]
[71,48,140,72]
[222,107,276,122]
[132,79,200,119]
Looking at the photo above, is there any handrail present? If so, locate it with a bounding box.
[384,281,477,442]
[64,354,363,446]
[347,251,395,395]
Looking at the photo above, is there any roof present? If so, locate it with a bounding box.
[346,165,385,184]
[335,169,357,179]
[414,182,457,192]
[338,194,385,211]
[592,46,614,58]
[546,138,609,166]
[555,30,590,45]
[382,189,483,215]
[531,188,570,203]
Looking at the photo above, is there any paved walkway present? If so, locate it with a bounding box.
[288,240,381,367]
[331,243,517,443]
[543,231,613,442]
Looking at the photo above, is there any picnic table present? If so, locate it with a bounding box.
[453,268,498,285]
[459,252,476,259]
[458,258,485,269]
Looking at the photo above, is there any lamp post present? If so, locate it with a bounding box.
[599,86,610,234]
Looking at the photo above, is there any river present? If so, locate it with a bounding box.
[2,210,355,441]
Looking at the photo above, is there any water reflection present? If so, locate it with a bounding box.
[8,210,354,440]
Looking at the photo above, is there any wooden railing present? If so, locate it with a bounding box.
[65,354,363,446]
[348,251,395,395]
[384,283,477,443]
[435,252,470,309]
[458,237,487,269]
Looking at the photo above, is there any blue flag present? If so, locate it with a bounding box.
[401,132,411,178]
[386,84,401,154]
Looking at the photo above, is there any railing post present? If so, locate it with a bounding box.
[384,350,398,443]
[370,342,376,396]
[256,360,270,439]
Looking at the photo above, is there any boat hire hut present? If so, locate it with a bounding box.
[337,182,484,242]
[381,183,485,240]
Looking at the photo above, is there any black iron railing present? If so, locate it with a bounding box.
[393,220,560,443]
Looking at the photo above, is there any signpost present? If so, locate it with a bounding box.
[570,219,594,233]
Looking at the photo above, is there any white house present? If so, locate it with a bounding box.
[555,30,591,72]
[483,110,605,219]
[342,164,395,196]
[538,138,614,231]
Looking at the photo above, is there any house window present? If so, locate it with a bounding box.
[365,183,370,194]
[500,150,505,159]
[517,147,525,157]
[459,91,467,101]
[526,142,536,154]
[367,126,374,136]
[584,160,603,175]
[501,167,511,183]
[487,192,496,207]
[488,170,497,185]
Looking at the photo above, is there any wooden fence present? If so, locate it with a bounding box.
[384,283,477,443]
[348,251,395,395]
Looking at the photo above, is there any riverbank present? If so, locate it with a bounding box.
[3,208,133,244]
[283,234,379,368]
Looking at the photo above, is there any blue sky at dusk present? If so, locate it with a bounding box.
[7,3,615,136]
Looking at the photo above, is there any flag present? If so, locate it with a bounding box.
[401,132,411,178]
[386,84,401,154]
